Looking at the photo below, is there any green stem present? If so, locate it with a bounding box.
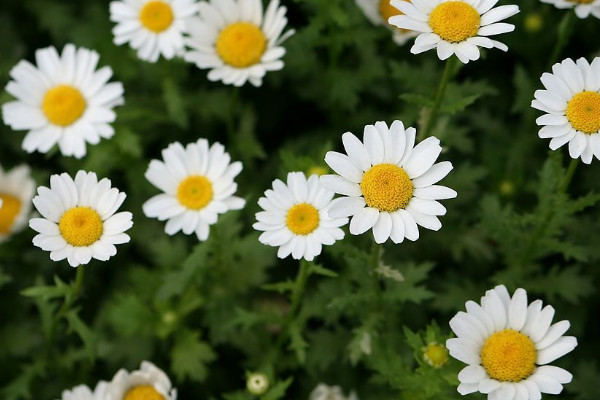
[558,158,578,193]
[370,240,382,302]
[420,56,456,139]
[547,12,575,69]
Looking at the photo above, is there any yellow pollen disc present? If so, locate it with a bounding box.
[42,85,86,127]
[59,207,103,247]
[480,329,537,382]
[177,175,213,210]
[216,22,266,68]
[286,203,320,235]
[139,1,174,33]
[0,194,22,234]
[380,0,411,31]
[360,164,413,212]
[566,91,600,134]
[428,1,481,43]
[423,343,449,368]
[123,385,166,400]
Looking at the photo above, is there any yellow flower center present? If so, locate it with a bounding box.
[423,343,449,368]
[480,329,537,382]
[0,194,22,234]
[286,203,320,235]
[360,164,413,212]
[429,1,481,43]
[123,385,166,400]
[565,91,600,134]
[42,85,86,127]
[177,175,213,210]
[139,1,174,33]
[59,207,104,247]
[380,0,411,31]
[216,22,266,68]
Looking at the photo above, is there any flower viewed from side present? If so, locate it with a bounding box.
[143,139,245,241]
[2,44,124,158]
[61,382,109,400]
[540,0,600,19]
[355,0,418,45]
[184,0,294,87]
[29,171,133,267]
[0,165,35,242]
[320,120,456,244]
[532,57,600,164]
[109,0,200,62]
[447,285,577,400]
[253,172,347,261]
[388,0,520,63]
[309,383,358,400]
[105,361,176,400]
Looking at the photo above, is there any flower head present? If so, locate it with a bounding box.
[447,285,577,400]
[253,172,347,261]
[0,165,35,242]
[29,171,133,267]
[184,0,294,87]
[143,139,245,241]
[532,57,600,164]
[110,0,200,62]
[2,44,124,158]
[540,0,600,19]
[388,0,519,63]
[355,0,418,45]
[320,120,456,244]
[105,361,176,400]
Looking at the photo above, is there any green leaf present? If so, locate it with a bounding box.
[170,329,216,382]
[261,377,293,400]
[400,93,435,108]
[65,310,97,361]
[21,276,70,300]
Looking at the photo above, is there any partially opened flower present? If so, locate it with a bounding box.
[532,57,600,164]
[109,0,200,62]
[61,382,109,400]
[0,164,35,242]
[105,361,176,400]
[253,172,347,261]
[540,0,600,19]
[184,0,294,87]
[388,0,520,63]
[355,0,418,45]
[29,171,133,267]
[309,383,358,400]
[2,44,124,158]
[320,120,456,244]
[447,285,577,400]
[143,139,245,241]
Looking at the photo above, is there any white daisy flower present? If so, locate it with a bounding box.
[60,382,109,400]
[355,0,418,45]
[447,285,577,400]
[253,172,347,262]
[0,164,35,243]
[532,57,600,164]
[109,0,200,62]
[183,0,295,87]
[143,139,245,241]
[2,44,124,158]
[309,383,358,400]
[388,0,520,63]
[540,0,600,19]
[320,120,456,244]
[29,171,133,267]
[105,361,176,400]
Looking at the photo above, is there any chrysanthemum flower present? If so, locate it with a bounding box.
[2,44,124,158]
[309,383,358,400]
[253,172,347,261]
[0,165,35,242]
[540,0,600,19]
[109,0,200,62]
[320,120,456,244]
[388,0,520,63]
[105,361,176,400]
[184,0,294,87]
[60,382,109,400]
[29,171,133,267]
[143,139,245,241]
[532,58,600,164]
[447,285,577,400]
[355,0,418,45]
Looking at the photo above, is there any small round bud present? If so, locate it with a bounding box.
[247,372,269,395]
[422,342,449,368]
[524,13,543,34]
